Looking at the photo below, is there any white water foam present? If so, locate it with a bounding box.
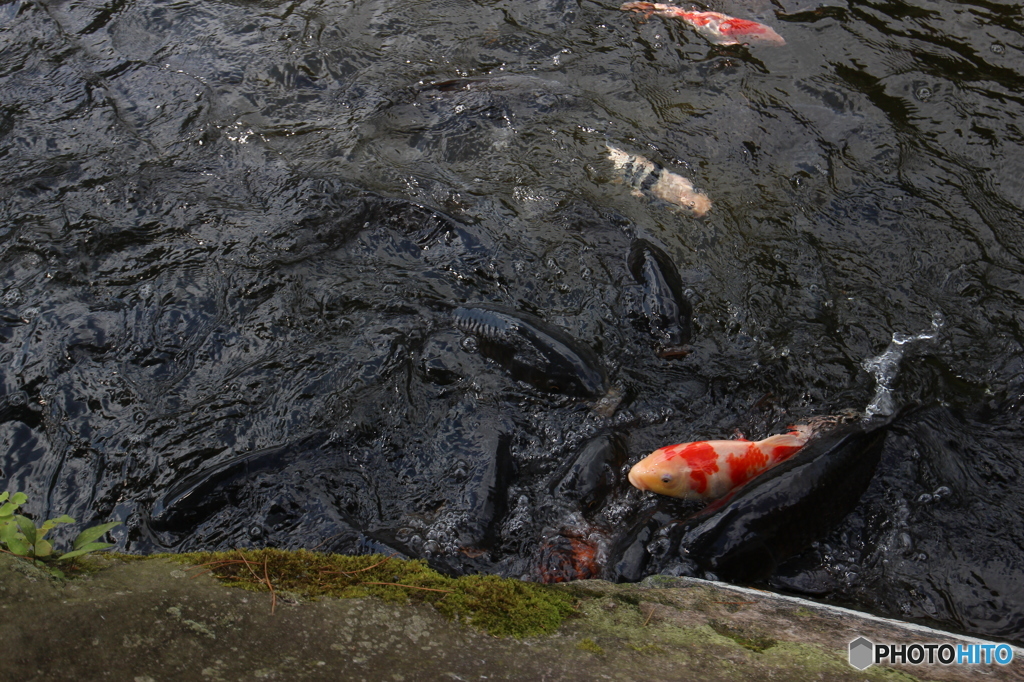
[863,314,944,418]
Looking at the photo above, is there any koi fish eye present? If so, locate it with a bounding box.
[660,473,673,484]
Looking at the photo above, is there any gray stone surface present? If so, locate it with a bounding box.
[0,554,1020,681]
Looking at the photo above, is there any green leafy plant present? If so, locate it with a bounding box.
[0,490,120,576]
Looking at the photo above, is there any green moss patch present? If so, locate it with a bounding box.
[708,620,777,653]
[576,637,605,655]
[166,548,575,638]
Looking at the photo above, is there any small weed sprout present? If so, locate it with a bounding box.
[0,490,120,577]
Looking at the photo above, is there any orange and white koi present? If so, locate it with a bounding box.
[606,145,712,217]
[628,425,812,499]
[621,2,786,47]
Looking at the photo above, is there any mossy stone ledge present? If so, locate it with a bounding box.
[1,549,1015,681]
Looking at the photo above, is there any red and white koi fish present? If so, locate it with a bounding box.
[621,2,786,47]
[607,145,712,217]
[628,425,812,499]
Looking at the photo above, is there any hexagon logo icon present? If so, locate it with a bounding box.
[849,637,875,670]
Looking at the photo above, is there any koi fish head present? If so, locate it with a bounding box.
[628,443,712,499]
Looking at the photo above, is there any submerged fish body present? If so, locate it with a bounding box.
[627,239,693,356]
[147,434,329,537]
[606,145,712,216]
[621,2,786,46]
[452,304,608,398]
[552,434,628,512]
[536,532,602,583]
[660,420,890,582]
[628,425,813,499]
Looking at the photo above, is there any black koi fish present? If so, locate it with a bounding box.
[659,418,890,582]
[552,433,629,512]
[627,239,693,357]
[452,304,608,398]
[147,433,329,535]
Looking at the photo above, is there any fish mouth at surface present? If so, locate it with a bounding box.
[627,466,648,491]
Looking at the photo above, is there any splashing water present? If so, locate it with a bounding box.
[863,314,944,418]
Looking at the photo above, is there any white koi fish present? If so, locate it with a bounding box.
[606,145,712,217]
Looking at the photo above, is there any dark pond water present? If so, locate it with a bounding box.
[3,0,1024,643]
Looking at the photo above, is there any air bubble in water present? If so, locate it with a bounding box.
[2,289,22,306]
